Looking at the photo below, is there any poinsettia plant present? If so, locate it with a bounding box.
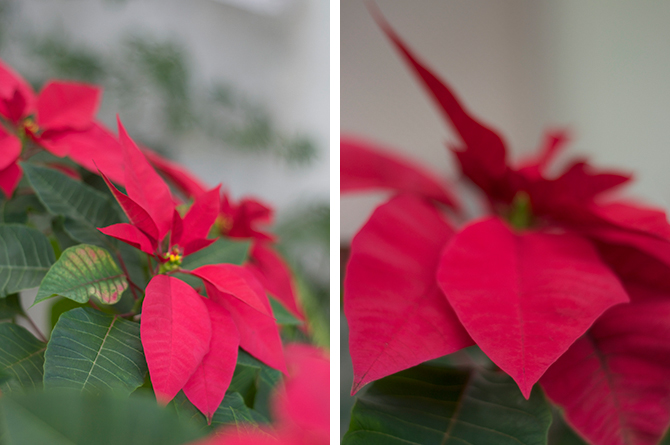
[0,58,328,445]
[342,10,670,445]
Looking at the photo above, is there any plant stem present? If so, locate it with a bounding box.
[116,252,139,300]
[21,313,47,343]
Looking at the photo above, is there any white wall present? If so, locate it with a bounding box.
[18,0,330,210]
[341,0,670,239]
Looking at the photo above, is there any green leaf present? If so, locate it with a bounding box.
[343,364,552,445]
[0,294,23,320]
[181,238,250,270]
[35,244,128,305]
[170,391,269,433]
[0,323,46,392]
[43,308,146,396]
[211,391,269,433]
[269,296,301,326]
[22,163,121,247]
[49,298,86,331]
[0,389,206,445]
[0,224,55,297]
[0,194,45,224]
[232,350,282,418]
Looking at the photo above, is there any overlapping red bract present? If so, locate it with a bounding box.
[343,12,670,444]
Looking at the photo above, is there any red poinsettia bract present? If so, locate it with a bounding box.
[97,119,286,422]
[191,344,329,445]
[343,13,670,445]
[0,58,126,195]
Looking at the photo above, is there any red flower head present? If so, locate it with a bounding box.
[98,118,286,423]
[0,58,125,195]
[343,12,670,445]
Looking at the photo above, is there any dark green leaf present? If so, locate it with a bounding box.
[43,308,146,395]
[170,391,269,433]
[0,323,46,392]
[35,244,128,305]
[343,364,552,445]
[232,350,282,418]
[0,389,206,445]
[0,194,45,224]
[49,298,86,331]
[0,294,23,320]
[0,224,55,297]
[211,391,269,432]
[269,296,302,326]
[181,238,250,270]
[22,163,121,247]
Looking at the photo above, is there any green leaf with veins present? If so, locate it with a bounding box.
[35,244,128,305]
[0,323,46,393]
[43,308,146,396]
[343,364,552,445]
[0,224,55,297]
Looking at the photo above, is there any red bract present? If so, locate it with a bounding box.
[191,344,329,445]
[343,13,670,444]
[0,58,125,195]
[218,193,306,322]
[345,194,471,393]
[97,120,286,420]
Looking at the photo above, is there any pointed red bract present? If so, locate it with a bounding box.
[0,127,20,172]
[221,194,275,242]
[248,242,304,321]
[179,186,221,254]
[541,292,670,445]
[98,223,155,255]
[345,194,472,394]
[63,123,126,184]
[143,147,209,199]
[341,136,458,208]
[183,298,239,422]
[0,162,21,197]
[207,282,286,374]
[189,264,272,317]
[141,275,212,404]
[372,7,508,185]
[35,81,100,131]
[117,118,173,240]
[0,59,35,120]
[99,169,160,243]
[437,217,630,398]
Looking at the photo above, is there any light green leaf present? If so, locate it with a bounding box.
[343,364,552,445]
[0,224,55,297]
[0,390,206,445]
[0,323,46,392]
[22,163,121,247]
[269,296,301,326]
[35,244,128,305]
[181,238,250,270]
[43,308,146,396]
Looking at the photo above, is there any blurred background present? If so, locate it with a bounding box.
[0,0,330,346]
[341,0,670,436]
